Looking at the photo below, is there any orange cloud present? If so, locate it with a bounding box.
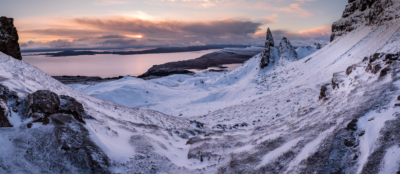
[264,14,279,22]
[278,3,313,17]
[299,26,331,37]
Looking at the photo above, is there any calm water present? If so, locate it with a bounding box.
[22,49,229,78]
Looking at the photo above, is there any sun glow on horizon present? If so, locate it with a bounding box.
[125,34,143,38]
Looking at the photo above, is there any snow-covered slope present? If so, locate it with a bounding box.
[2,0,400,173]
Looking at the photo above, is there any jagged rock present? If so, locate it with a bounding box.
[319,85,329,100]
[260,28,275,69]
[0,98,12,127]
[28,90,60,118]
[260,46,271,69]
[0,16,21,60]
[278,37,297,61]
[346,66,354,75]
[331,0,398,41]
[266,28,274,47]
[59,95,89,123]
[331,72,345,89]
[380,67,389,76]
[347,119,358,131]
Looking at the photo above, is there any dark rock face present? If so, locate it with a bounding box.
[27,90,91,124]
[260,28,275,69]
[0,98,12,127]
[0,16,21,60]
[59,95,89,123]
[0,85,12,127]
[266,28,274,47]
[28,90,61,118]
[319,85,329,100]
[331,0,397,41]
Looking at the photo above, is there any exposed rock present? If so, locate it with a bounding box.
[346,66,354,75]
[260,28,275,69]
[331,0,398,41]
[28,90,60,118]
[278,37,298,61]
[0,17,21,60]
[380,67,389,76]
[332,72,345,89]
[347,119,358,131]
[0,98,12,127]
[319,84,329,100]
[59,95,89,123]
[260,45,271,69]
[266,28,275,47]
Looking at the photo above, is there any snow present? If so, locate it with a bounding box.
[378,145,400,174]
[257,137,302,169]
[2,2,400,172]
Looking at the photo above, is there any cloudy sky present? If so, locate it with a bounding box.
[2,0,348,49]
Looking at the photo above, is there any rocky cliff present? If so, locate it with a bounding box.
[331,0,400,41]
[0,16,21,60]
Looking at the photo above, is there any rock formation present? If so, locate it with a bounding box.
[260,28,275,69]
[278,37,297,61]
[331,0,399,41]
[0,16,21,60]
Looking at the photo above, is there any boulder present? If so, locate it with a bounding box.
[0,16,21,60]
[59,95,89,123]
[28,90,60,118]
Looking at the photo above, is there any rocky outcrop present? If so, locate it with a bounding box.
[0,16,21,60]
[331,0,400,41]
[265,28,274,47]
[278,37,297,61]
[27,90,91,124]
[260,28,275,69]
[28,90,61,118]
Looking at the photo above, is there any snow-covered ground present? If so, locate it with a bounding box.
[1,0,400,173]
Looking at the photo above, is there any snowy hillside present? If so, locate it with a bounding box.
[1,0,400,173]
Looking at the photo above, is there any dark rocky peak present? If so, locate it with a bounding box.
[260,28,275,69]
[0,16,22,60]
[278,37,298,61]
[331,0,400,41]
[266,28,274,47]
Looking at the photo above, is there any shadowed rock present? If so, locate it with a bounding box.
[0,16,21,60]
[28,90,60,118]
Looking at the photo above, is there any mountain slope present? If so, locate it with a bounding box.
[1,0,400,173]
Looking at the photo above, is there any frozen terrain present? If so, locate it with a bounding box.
[1,0,400,173]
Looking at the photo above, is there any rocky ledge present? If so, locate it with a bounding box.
[331,0,400,41]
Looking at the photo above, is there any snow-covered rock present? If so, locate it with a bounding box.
[331,0,400,41]
[278,37,298,62]
[295,43,324,59]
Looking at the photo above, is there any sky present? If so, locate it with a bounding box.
[1,0,348,49]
